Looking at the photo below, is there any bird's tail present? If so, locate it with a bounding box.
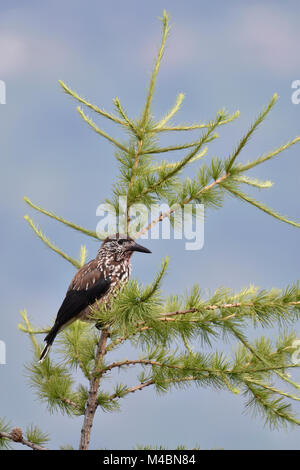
[38,325,59,363]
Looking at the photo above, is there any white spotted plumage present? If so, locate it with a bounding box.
[39,233,150,362]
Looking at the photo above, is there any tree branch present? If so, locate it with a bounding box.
[79,328,110,450]
[59,80,125,125]
[135,172,229,238]
[101,358,299,377]
[108,380,154,401]
[151,111,240,132]
[0,428,48,451]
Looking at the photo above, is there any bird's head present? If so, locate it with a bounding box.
[98,233,151,260]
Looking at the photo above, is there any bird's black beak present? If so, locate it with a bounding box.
[128,241,151,254]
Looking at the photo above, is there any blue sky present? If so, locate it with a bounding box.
[0,0,300,449]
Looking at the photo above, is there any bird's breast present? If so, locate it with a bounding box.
[79,259,131,321]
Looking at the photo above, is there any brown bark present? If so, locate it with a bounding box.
[0,428,48,450]
[79,328,110,450]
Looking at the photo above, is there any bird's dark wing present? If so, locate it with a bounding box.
[40,260,111,362]
[52,260,111,332]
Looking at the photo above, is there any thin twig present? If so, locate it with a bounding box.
[0,429,48,451]
[79,328,110,450]
[101,358,299,377]
[108,380,154,401]
[106,299,300,352]
[62,398,83,411]
[231,327,300,391]
[127,138,144,225]
[135,173,229,238]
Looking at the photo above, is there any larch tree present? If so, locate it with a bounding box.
[1,11,300,450]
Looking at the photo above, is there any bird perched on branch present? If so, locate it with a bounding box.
[39,233,151,362]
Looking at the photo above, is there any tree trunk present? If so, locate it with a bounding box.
[79,328,109,450]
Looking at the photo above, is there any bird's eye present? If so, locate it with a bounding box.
[117,239,125,245]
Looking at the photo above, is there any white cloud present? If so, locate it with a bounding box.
[236,4,300,75]
[0,34,27,75]
[0,31,70,77]
[139,4,300,77]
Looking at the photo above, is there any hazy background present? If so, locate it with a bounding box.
[0,0,299,449]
